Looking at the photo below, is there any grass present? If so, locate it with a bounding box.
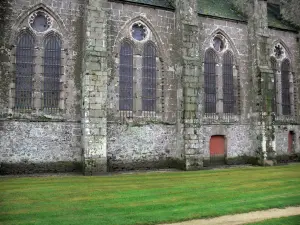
[247,215,300,225]
[0,164,300,225]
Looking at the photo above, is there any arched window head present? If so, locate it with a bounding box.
[204,49,217,113]
[270,57,277,114]
[223,51,234,113]
[15,32,35,110]
[281,59,291,115]
[213,37,224,52]
[142,42,156,112]
[29,11,51,32]
[43,34,62,110]
[119,41,133,111]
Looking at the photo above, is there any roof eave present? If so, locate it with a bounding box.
[198,12,247,24]
[108,0,175,11]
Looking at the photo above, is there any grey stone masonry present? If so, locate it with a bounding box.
[176,0,202,170]
[82,0,108,175]
[1,0,300,175]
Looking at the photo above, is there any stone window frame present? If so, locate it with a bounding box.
[270,57,295,119]
[201,30,240,124]
[9,7,67,115]
[115,37,163,121]
[202,48,239,121]
[110,17,165,123]
[269,41,296,121]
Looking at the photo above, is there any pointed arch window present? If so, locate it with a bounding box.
[270,57,277,114]
[223,51,234,113]
[119,41,133,111]
[142,42,156,112]
[204,49,217,113]
[281,59,291,115]
[43,34,62,109]
[15,32,35,110]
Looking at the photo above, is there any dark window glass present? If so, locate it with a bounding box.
[119,41,133,111]
[213,37,224,52]
[15,32,34,110]
[142,42,156,112]
[281,59,291,115]
[204,49,217,113]
[44,35,61,109]
[270,57,277,114]
[31,12,49,32]
[132,24,146,41]
[223,51,234,113]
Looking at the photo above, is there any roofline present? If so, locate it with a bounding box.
[108,0,175,11]
[198,13,248,24]
[268,26,299,34]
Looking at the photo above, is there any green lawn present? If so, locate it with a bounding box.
[247,215,300,225]
[0,164,300,225]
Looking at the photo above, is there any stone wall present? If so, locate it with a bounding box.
[0,0,299,175]
[107,124,180,171]
[0,0,85,174]
[104,1,182,171]
[0,121,81,174]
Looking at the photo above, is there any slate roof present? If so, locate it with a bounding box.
[267,3,298,32]
[117,0,175,10]
[117,0,299,32]
[197,0,246,22]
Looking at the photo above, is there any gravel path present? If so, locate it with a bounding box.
[162,206,300,225]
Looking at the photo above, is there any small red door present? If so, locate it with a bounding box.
[210,136,225,165]
[288,131,294,154]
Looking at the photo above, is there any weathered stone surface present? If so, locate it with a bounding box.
[0,0,299,175]
[0,121,81,174]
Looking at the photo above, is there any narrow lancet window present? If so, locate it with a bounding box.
[281,59,291,115]
[223,51,234,113]
[142,42,156,112]
[204,49,217,113]
[43,34,62,109]
[15,32,35,110]
[270,57,277,114]
[119,41,133,111]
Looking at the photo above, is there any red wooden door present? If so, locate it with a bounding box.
[288,131,294,153]
[210,136,225,165]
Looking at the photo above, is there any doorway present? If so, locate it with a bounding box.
[288,131,295,154]
[210,135,226,165]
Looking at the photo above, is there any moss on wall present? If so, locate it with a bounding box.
[0,0,13,112]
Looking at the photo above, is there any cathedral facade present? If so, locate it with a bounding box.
[0,0,299,175]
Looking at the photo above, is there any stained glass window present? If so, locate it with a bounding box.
[223,51,234,113]
[204,49,217,113]
[132,23,146,41]
[119,41,133,111]
[30,12,50,32]
[15,32,34,110]
[43,34,61,109]
[281,59,291,115]
[142,42,156,112]
[270,57,277,114]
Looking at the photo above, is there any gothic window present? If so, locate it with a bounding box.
[142,42,156,112]
[281,59,291,115]
[204,49,217,113]
[270,57,277,114]
[15,32,35,110]
[119,41,133,111]
[223,51,234,113]
[213,37,224,52]
[43,34,62,109]
[30,11,51,32]
[131,23,147,41]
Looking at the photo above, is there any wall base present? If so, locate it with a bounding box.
[84,157,107,175]
[0,161,82,175]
